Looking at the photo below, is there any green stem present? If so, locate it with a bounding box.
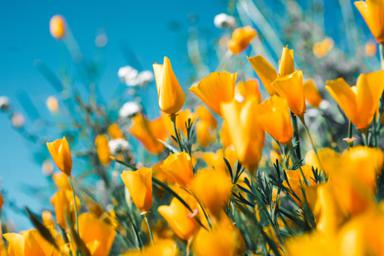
[291,113,302,161]
[380,43,384,70]
[300,117,324,171]
[170,114,183,151]
[143,213,153,244]
[69,177,79,232]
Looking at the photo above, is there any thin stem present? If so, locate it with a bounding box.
[299,117,324,172]
[69,177,79,232]
[291,113,302,161]
[142,213,153,244]
[380,43,384,70]
[170,114,183,151]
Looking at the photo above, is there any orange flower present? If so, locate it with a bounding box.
[272,70,306,117]
[326,70,384,130]
[228,26,257,54]
[46,137,72,176]
[190,72,237,115]
[195,106,217,147]
[221,97,264,170]
[121,168,153,213]
[355,0,384,43]
[95,134,111,165]
[256,96,293,144]
[49,15,66,40]
[153,57,185,114]
[312,38,334,58]
[235,79,262,103]
[129,113,167,154]
[303,79,323,108]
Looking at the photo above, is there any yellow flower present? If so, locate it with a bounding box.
[365,40,377,56]
[195,106,217,147]
[78,212,116,256]
[235,79,262,103]
[272,70,306,117]
[355,0,384,43]
[50,189,80,229]
[228,26,257,54]
[46,96,59,113]
[326,70,384,130]
[313,38,334,58]
[163,108,196,138]
[4,229,59,256]
[221,97,264,170]
[190,72,237,115]
[191,168,232,216]
[46,137,72,176]
[95,134,111,165]
[52,172,71,190]
[107,123,124,139]
[303,79,323,108]
[193,216,244,256]
[122,239,179,256]
[158,198,199,240]
[159,152,194,186]
[153,57,185,114]
[49,15,66,40]
[285,231,338,256]
[129,113,167,154]
[248,46,295,95]
[121,168,153,213]
[256,95,293,144]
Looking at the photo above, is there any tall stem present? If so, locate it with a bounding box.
[143,213,153,244]
[380,43,384,70]
[291,113,302,161]
[69,177,79,232]
[300,117,324,171]
[170,114,183,151]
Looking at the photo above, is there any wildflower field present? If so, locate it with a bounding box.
[1,0,384,255]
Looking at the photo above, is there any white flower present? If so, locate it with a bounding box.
[137,70,154,85]
[119,101,141,118]
[108,139,130,154]
[214,13,236,29]
[0,96,10,111]
[118,66,139,86]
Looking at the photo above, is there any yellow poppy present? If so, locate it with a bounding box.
[228,26,257,54]
[355,0,384,43]
[95,134,111,165]
[153,57,185,114]
[46,137,72,176]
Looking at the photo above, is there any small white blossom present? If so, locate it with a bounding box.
[0,96,10,111]
[109,139,130,154]
[214,13,236,29]
[119,101,141,118]
[137,70,154,85]
[118,66,139,85]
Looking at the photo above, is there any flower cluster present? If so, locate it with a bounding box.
[0,1,384,256]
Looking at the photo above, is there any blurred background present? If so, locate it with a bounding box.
[0,0,226,228]
[0,0,378,229]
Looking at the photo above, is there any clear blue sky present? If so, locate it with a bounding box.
[0,0,226,229]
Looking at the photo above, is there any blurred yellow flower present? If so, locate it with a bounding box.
[272,70,306,117]
[256,95,293,144]
[46,96,59,113]
[355,0,384,43]
[108,123,124,139]
[50,189,80,228]
[78,212,116,256]
[52,172,71,190]
[326,70,384,130]
[123,239,179,256]
[153,57,185,114]
[190,71,237,115]
[95,134,111,165]
[158,197,199,240]
[313,38,334,58]
[159,152,194,186]
[191,168,232,216]
[121,168,153,213]
[235,79,262,103]
[129,113,166,154]
[228,26,257,54]
[47,137,72,176]
[49,15,66,40]
[303,79,323,108]
[221,97,264,170]
[193,215,244,256]
[195,106,217,147]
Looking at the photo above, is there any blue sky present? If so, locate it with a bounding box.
[0,0,226,229]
